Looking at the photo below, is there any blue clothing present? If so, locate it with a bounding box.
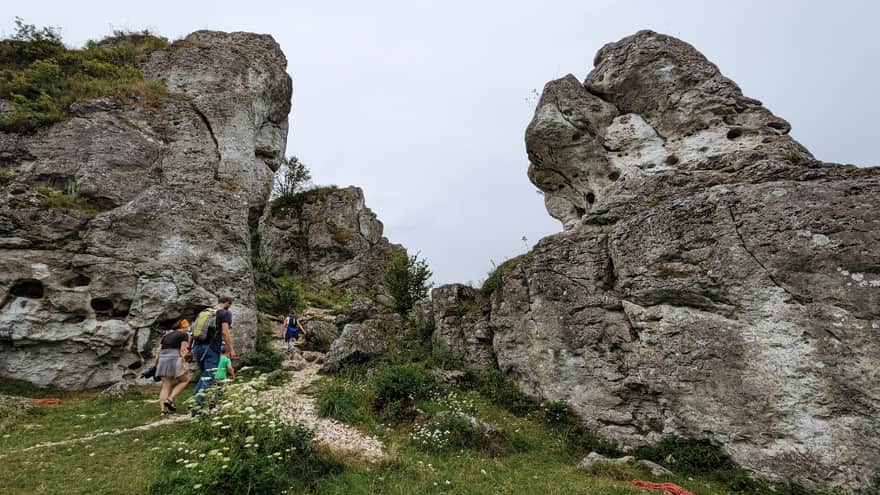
[209,309,233,353]
[284,327,300,342]
[192,343,220,408]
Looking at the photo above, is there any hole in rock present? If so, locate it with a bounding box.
[10,279,44,299]
[608,171,621,181]
[574,206,587,217]
[665,155,680,166]
[586,192,596,204]
[90,298,114,312]
[726,128,743,140]
[571,133,582,142]
[64,274,91,288]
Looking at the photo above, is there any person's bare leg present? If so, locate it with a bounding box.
[169,373,189,402]
[159,377,172,413]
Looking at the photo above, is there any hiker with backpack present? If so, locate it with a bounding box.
[190,296,236,413]
[156,319,191,415]
[282,310,306,353]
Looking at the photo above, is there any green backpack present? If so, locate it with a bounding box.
[191,307,218,344]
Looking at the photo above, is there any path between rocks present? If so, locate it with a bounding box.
[260,342,386,462]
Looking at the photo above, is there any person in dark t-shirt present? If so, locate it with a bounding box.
[156,319,190,415]
[192,296,235,413]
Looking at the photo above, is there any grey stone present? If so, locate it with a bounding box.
[430,368,469,384]
[0,31,291,389]
[260,186,400,294]
[639,460,673,477]
[320,313,405,373]
[97,380,131,399]
[281,353,307,371]
[490,30,880,492]
[430,284,495,370]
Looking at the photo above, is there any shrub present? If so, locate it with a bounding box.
[300,331,332,353]
[0,169,13,186]
[255,274,306,316]
[236,316,283,372]
[541,400,621,457]
[410,413,523,456]
[35,185,100,216]
[480,262,503,297]
[372,364,434,422]
[316,381,368,424]
[272,156,311,201]
[469,368,536,416]
[0,19,169,132]
[384,249,433,314]
[149,374,338,494]
[631,437,734,475]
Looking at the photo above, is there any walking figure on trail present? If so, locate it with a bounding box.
[155,319,190,415]
[190,296,236,415]
[283,310,305,353]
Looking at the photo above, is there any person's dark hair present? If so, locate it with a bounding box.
[218,295,233,304]
[171,319,184,330]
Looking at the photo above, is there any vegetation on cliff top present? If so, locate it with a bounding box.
[0,18,168,132]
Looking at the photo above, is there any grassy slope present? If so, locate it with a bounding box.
[1,381,191,495]
[309,376,745,495]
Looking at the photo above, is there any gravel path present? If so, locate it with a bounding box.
[260,349,386,462]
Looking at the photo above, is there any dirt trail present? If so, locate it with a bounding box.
[260,342,386,462]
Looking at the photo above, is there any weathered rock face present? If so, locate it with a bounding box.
[489,30,879,492]
[0,31,291,389]
[259,186,398,294]
[320,312,406,373]
[430,284,494,369]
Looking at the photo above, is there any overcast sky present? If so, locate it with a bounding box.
[6,1,879,285]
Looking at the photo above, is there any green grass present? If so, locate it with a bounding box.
[0,20,169,132]
[35,185,102,216]
[2,422,189,495]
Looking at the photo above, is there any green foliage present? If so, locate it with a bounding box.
[272,156,312,200]
[237,315,283,372]
[384,249,433,314]
[316,381,369,424]
[304,283,356,313]
[541,401,621,457]
[468,368,536,416]
[410,413,525,456]
[256,274,306,316]
[149,375,338,494]
[300,330,332,353]
[263,369,291,387]
[0,19,169,132]
[655,263,692,279]
[35,184,100,216]
[269,185,340,214]
[480,262,503,297]
[0,168,13,185]
[784,147,801,162]
[371,364,435,422]
[631,437,734,475]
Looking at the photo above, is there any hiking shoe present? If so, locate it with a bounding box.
[164,400,177,412]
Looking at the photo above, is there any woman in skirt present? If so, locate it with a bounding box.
[156,319,191,415]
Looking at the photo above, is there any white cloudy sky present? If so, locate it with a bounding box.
[6,1,879,285]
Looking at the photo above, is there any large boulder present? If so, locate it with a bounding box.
[320,312,406,373]
[491,30,879,492]
[259,186,399,294]
[0,31,292,389]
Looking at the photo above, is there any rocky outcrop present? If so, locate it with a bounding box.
[259,186,398,294]
[477,31,879,492]
[320,311,406,373]
[430,284,494,369]
[0,31,291,389]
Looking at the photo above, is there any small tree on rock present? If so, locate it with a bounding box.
[273,156,312,200]
[384,250,433,314]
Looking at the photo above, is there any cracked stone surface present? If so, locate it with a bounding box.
[260,186,400,295]
[0,31,291,389]
[446,30,879,492]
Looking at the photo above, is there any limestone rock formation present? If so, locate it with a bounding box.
[259,186,398,294]
[0,31,291,389]
[320,311,406,373]
[430,284,494,369]
[460,31,879,492]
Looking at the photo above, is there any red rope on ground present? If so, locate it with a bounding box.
[31,398,62,406]
[630,480,695,495]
